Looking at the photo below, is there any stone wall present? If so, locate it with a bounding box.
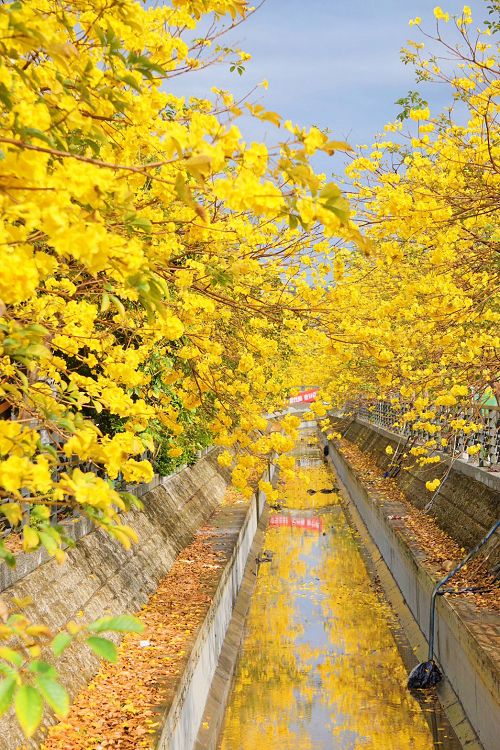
[0,449,230,749]
[335,417,500,564]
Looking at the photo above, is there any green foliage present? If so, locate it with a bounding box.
[229,62,245,75]
[15,685,43,737]
[0,601,143,737]
[35,675,69,718]
[0,676,15,716]
[142,351,213,475]
[0,541,15,568]
[87,614,145,634]
[51,632,73,657]
[395,90,428,121]
[485,2,500,33]
[86,636,118,663]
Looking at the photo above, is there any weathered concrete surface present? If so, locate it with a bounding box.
[0,449,230,749]
[334,417,500,566]
[194,506,269,750]
[322,434,500,750]
[154,465,274,750]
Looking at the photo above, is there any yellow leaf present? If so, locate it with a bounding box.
[22,527,39,552]
[323,140,353,154]
[0,503,22,526]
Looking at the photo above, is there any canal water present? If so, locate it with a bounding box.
[218,432,463,750]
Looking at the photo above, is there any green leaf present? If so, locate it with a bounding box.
[100,292,110,313]
[0,676,15,717]
[88,615,144,634]
[14,685,43,737]
[0,663,16,679]
[323,202,349,222]
[35,675,69,718]
[28,661,57,678]
[24,343,51,359]
[24,323,49,336]
[109,295,126,317]
[0,83,12,110]
[174,172,195,207]
[86,636,118,663]
[120,73,142,92]
[30,505,51,522]
[319,182,341,202]
[119,491,144,511]
[23,526,40,552]
[128,216,152,233]
[0,541,16,568]
[185,154,212,181]
[38,441,58,460]
[51,632,72,658]
[38,531,58,556]
[18,127,53,147]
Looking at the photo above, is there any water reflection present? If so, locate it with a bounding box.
[296,457,324,468]
[219,438,462,750]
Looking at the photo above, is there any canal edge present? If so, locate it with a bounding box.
[152,461,276,750]
[319,432,486,750]
[194,504,270,750]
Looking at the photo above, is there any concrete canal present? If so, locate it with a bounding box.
[218,432,463,750]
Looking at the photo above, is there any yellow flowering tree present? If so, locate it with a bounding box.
[1,0,497,735]
[0,0,362,560]
[306,4,499,473]
[0,0,364,734]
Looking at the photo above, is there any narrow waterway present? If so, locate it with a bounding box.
[218,432,463,750]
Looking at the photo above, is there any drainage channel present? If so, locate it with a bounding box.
[217,432,463,750]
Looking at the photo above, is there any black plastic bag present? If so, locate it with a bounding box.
[407,660,442,689]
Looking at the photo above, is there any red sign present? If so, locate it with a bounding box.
[269,515,323,532]
[289,390,318,405]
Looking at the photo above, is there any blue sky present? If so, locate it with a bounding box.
[167,0,487,172]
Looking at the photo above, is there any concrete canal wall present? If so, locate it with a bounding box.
[321,430,500,750]
[339,417,500,566]
[0,449,230,749]
[154,466,274,750]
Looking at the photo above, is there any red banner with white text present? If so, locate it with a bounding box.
[289,389,318,405]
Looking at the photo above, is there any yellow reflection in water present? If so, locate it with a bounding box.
[283,467,340,510]
[219,460,438,750]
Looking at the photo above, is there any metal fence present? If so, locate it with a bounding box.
[356,400,500,468]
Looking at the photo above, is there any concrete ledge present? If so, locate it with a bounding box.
[194,506,270,750]
[154,465,275,750]
[323,436,499,750]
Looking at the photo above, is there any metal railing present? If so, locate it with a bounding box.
[356,400,500,468]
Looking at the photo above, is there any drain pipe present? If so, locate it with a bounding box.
[409,519,499,689]
[427,520,499,661]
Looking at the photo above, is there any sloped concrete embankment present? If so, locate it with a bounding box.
[337,416,500,567]
[0,449,231,749]
[321,431,499,750]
